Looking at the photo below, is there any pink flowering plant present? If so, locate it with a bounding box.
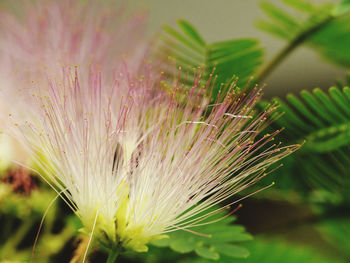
[1,0,350,263]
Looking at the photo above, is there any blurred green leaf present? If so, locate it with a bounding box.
[179,237,343,263]
[195,246,219,260]
[150,206,252,260]
[154,20,264,98]
[234,238,344,263]
[258,0,350,68]
[262,86,350,200]
[317,218,350,258]
[333,0,350,16]
[213,243,249,258]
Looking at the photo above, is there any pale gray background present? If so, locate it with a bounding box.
[130,0,346,97]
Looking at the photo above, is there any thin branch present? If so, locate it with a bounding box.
[256,15,335,82]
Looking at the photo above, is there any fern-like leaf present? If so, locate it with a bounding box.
[154,20,264,97]
[178,237,342,263]
[264,86,350,198]
[150,206,252,260]
[257,0,350,68]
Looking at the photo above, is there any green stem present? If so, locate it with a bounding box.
[256,15,335,82]
[106,248,120,263]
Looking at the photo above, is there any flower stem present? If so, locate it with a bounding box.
[106,248,119,263]
[256,15,334,82]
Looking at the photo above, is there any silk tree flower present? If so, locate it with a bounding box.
[6,66,299,256]
[4,65,162,251]
[0,0,147,108]
[0,0,147,168]
[0,0,146,74]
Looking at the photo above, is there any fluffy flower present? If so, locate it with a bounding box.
[6,66,300,253]
[0,0,147,166]
[0,0,146,74]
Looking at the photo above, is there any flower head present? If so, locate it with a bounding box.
[0,0,147,166]
[0,0,146,74]
[7,65,300,253]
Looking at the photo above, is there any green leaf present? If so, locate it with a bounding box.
[317,218,350,258]
[151,237,171,247]
[150,206,252,260]
[179,237,343,263]
[162,25,205,54]
[177,20,205,46]
[154,20,264,99]
[282,0,315,13]
[258,0,350,68]
[333,0,350,17]
[260,2,300,29]
[233,237,343,263]
[212,243,250,258]
[195,246,219,260]
[262,86,350,198]
[170,238,196,253]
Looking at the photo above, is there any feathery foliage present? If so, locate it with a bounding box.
[150,206,252,260]
[178,237,343,263]
[154,20,263,96]
[257,0,350,68]
[261,86,350,198]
